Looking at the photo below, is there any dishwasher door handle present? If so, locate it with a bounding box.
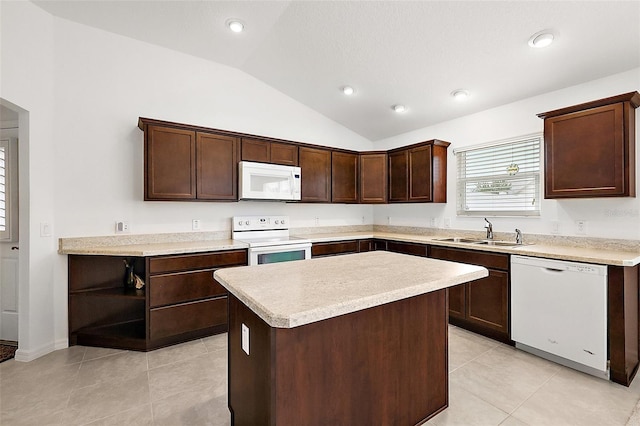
[544,267,565,273]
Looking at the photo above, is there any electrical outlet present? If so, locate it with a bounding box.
[429,217,437,228]
[314,217,319,226]
[443,218,451,228]
[115,221,130,234]
[241,323,250,355]
[387,216,390,225]
[576,220,587,235]
[551,221,560,234]
[362,216,365,224]
[192,219,201,230]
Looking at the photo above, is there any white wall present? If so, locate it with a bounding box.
[2,2,639,359]
[374,69,640,241]
[2,3,373,358]
[0,1,57,360]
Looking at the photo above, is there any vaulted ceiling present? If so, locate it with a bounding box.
[33,1,640,141]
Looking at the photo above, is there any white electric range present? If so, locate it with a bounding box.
[232,216,311,266]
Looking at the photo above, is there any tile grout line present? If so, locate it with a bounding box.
[505,367,561,417]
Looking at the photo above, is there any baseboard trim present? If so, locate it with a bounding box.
[14,341,58,362]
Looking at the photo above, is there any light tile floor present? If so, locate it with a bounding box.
[0,326,638,425]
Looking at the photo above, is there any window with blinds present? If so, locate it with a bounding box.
[456,134,541,216]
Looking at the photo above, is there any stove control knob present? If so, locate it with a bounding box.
[238,221,243,226]
[245,221,250,225]
[275,220,280,224]
[281,219,286,225]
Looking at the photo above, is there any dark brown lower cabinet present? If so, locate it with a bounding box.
[386,241,428,257]
[311,240,359,258]
[429,246,511,343]
[68,249,247,351]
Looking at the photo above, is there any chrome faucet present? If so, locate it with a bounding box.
[484,218,494,240]
[515,228,523,245]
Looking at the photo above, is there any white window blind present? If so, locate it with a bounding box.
[0,138,17,241]
[0,143,6,232]
[456,134,541,216]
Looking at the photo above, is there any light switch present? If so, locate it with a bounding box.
[241,323,250,355]
[40,222,52,237]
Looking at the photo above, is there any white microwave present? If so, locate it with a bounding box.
[239,161,301,201]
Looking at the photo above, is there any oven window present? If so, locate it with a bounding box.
[257,250,307,264]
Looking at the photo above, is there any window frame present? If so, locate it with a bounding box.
[455,133,542,217]
[0,137,18,242]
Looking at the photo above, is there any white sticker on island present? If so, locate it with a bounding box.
[242,323,250,355]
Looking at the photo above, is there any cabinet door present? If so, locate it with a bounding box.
[544,103,630,198]
[197,132,239,200]
[466,269,509,336]
[145,125,196,200]
[358,239,373,252]
[271,142,299,166]
[359,153,388,203]
[388,150,408,202]
[447,284,466,321]
[299,147,331,202]
[331,151,358,203]
[241,138,270,163]
[408,144,433,202]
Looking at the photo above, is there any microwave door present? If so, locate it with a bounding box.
[245,170,294,200]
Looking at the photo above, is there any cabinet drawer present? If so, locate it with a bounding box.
[149,297,227,341]
[149,250,247,274]
[311,241,359,257]
[150,270,226,308]
[387,241,427,257]
[429,246,509,271]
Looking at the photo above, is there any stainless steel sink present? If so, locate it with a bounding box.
[434,237,483,243]
[434,237,529,247]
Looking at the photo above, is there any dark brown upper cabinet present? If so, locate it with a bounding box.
[141,118,239,201]
[388,140,450,203]
[538,92,640,199]
[331,151,358,203]
[299,146,331,202]
[197,132,239,200]
[359,152,388,204]
[144,125,197,200]
[241,138,298,166]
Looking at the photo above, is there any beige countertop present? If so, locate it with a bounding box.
[301,231,640,267]
[214,251,487,328]
[59,239,248,256]
[58,229,640,267]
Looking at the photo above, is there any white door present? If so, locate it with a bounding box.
[0,243,19,341]
[0,135,19,342]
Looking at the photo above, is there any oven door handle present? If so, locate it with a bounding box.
[249,242,312,254]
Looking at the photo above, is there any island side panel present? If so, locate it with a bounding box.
[227,289,448,425]
[274,289,448,425]
[228,295,275,426]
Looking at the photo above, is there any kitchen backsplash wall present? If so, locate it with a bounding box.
[373,69,640,241]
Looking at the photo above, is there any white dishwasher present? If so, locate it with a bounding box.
[511,255,608,379]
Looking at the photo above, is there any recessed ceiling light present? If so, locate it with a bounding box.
[226,19,245,33]
[528,31,554,48]
[342,86,355,95]
[451,89,470,101]
[392,104,407,113]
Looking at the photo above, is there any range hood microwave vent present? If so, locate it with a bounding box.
[238,161,301,201]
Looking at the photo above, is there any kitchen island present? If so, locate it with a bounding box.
[214,251,487,426]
